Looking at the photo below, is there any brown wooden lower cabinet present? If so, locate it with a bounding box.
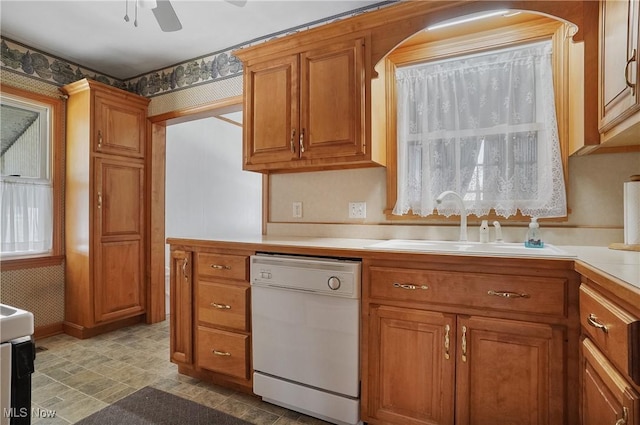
[362,257,579,425]
[455,316,565,425]
[368,305,455,425]
[581,338,639,425]
[168,245,253,393]
[366,305,565,425]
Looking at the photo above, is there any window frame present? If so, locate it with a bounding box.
[383,17,572,223]
[0,85,64,270]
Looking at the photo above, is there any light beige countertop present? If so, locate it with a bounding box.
[562,246,640,290]
[167,235,640,291]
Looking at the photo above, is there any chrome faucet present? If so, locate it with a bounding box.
[435,190,467,241]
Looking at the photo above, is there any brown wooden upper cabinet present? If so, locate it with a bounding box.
[94,92,146,158]
[598,0,640,148]
[237,36,384,173]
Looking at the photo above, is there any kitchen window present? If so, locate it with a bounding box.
[393,40,567,219]
[0,85,63,268]
[384,16,574,222]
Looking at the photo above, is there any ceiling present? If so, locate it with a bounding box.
[0,0,383,80]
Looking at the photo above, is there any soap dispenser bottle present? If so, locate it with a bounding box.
[524,217,544,248]
[479,220,489,243]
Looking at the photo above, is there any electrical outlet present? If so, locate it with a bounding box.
[293,202,303,218]
[348,202,366,219]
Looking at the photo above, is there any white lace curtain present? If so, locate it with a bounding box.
[0,178,53,255]
[393,40,567,219]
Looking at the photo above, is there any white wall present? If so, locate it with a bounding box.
[165,113,262,252]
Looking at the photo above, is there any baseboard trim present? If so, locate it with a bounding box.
[34,322,64,339]
[63,315,145,339]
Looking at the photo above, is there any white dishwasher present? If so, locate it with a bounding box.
[250,254,362,425]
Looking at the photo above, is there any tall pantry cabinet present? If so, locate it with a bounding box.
[62,78,150,339]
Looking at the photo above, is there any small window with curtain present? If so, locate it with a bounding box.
[392,40,567,219]
[0,95,53,257]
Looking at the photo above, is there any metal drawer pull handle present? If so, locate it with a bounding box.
[97,130,103,149]
[211,264,231,270]
[461,325,468,363]
[97,192,102,209]
[393,283,429,290]
[211,302,231,309]
[444,324,451,360]
[615,407,629,425]
[587,313,609,334]
[487,290,530,299]
[212,350,231,356]
[300,128,305,153]
[625,49,637,96]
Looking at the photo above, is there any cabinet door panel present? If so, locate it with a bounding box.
[368,305,455,425]
[455,316,564,425]
[171,250,193,364]
[244,54,299,166]
[599,0,640,130]
[300,38,365,159]
[94,239,144,322]
[582,338,639,425]
[96,158,144,237]
[95,94,146,158]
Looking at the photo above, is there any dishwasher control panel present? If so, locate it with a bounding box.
[250,254,361,299]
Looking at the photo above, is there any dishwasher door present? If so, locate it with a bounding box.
[252,284,360,398]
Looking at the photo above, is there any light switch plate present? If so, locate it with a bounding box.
[293,202,303,218]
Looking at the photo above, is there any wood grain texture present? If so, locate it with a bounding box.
[61,79,148,337]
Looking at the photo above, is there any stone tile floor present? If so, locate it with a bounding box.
[30,318,331,424]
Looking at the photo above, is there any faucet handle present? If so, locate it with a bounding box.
[493,221,503,242]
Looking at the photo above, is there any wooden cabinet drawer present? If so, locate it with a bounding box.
[197,253,248,281]
[580,284,640,384]
[197,281,249,331]
[369,266,567,317]
[196,326,249,380]
[581,337,640,425]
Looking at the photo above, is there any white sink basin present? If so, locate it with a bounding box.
[365,239,574,258]
[0,304,34,343]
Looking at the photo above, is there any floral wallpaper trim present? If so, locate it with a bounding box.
[1,1,396,98]
[1,39,125,89]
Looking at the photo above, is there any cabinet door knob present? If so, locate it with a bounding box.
[625,49,637,96]
[461,325,468,363]
[290,128,296,153]
[181,257,188,280]
[97,130,103,149]
[97,192,102,209]
[444,324,451,360]
[299,128,305,154]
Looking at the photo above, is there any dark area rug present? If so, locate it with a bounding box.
[75,386,252,425]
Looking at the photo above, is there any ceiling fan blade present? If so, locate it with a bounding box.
[226,0,247,7]
[152,0,182,32]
